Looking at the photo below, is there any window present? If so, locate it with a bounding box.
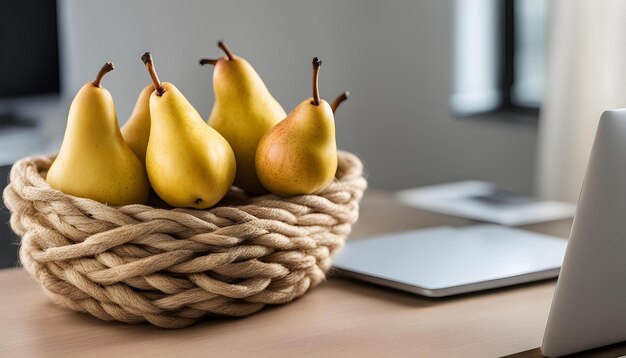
[450,0,548,117]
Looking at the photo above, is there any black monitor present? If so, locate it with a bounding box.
[0,0,60,100]
[0,1,60,267]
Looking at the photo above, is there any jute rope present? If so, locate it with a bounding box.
[3,151,366,328]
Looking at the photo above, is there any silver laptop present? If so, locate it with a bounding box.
[542,110,626,357]
[333,224,567,297]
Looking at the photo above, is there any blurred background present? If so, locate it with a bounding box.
[2,0,626,267]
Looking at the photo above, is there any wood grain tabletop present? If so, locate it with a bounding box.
[2,190,625,357]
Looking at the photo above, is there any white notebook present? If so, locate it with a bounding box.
[333,225,567,297]
[396,181,576,226]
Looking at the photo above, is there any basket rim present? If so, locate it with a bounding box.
[7,150,365,213]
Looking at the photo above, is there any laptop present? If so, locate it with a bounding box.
[333,224,567,297]
[542,110,626,357]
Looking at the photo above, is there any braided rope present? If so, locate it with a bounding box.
[3,151,366,328]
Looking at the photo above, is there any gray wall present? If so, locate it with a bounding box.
[52,0,537,193]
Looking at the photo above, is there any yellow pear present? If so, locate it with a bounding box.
[256,58,338,196]
[121,84,153,165]
[141,52,236,209]
[47,62,150,205]
[200,41,286,194]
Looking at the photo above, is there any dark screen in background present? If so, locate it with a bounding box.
[0,0,60,98]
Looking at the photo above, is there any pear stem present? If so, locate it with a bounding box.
[218,41,235,60]
[199,59,218,66]
[141,52,164,96]
[331,91,350,113]
[312,57,322,106]
[93,62,114,88]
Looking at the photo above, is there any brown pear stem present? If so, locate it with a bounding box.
[331,91,350,113]
[312,57,322,106]
[93,62,114,87]
[218,41,235,60]
[141,52,164,96]
[199,59,218,66]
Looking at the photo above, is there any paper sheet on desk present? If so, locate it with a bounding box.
[395,181,576,226]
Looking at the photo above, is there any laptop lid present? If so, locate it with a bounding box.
[333,224,566,297]
[542,110,626,357]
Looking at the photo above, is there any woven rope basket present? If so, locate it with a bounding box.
[3,151,366,328]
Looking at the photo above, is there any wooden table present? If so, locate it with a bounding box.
[1,190,625,357]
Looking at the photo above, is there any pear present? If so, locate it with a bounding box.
[255,57,338,196]
[200,41,286,194]
[47,62,150,205]
[141,52,236,209]
[121,84,153,165]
